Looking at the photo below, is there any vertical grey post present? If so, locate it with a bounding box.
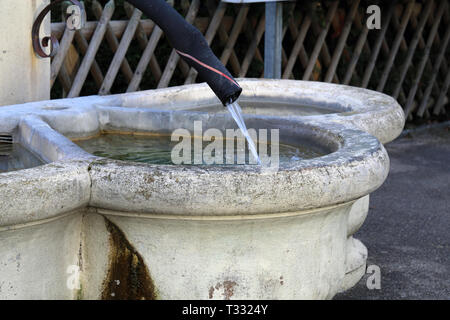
[264,1,283,78]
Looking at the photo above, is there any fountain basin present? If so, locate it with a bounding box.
[0,80,404,299]
[0,142,43,173]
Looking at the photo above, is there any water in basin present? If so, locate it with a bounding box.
[189,101,337,116]
[0,143,44,173]
[74,133,324,165]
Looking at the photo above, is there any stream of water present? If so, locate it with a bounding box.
[226,101,261,165]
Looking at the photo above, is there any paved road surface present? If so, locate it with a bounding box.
[335,124,450,300]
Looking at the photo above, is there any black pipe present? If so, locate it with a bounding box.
[127,0,242,106]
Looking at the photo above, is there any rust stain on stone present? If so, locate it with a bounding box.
[102,218,157,300]
[209,281,238,300]
[222,281,237,300]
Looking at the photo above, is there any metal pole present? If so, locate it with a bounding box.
[264,1,283,78]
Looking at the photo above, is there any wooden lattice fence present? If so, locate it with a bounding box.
[49,0,450,121]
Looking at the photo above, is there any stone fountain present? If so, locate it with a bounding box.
[0,0,404,300]
[0,79,404,299]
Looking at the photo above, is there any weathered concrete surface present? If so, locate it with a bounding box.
[0,0,50,106]
[100,204,350,300]
[0,211,83,299]
[0,160,90,227]
[79,212,111,300]
[336,125,450,300]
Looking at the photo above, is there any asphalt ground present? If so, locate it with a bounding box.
[335,123,450,300]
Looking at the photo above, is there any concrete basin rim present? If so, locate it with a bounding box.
[0,209,80,232]
[0,197,357,231]
[11,110,386,175]
[0,80,396,225]
[0,79,405,144]
[95,199,356,221]
[0,112,389,224]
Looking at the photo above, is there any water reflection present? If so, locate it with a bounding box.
[75,133,324,165]
[0,144,44,173]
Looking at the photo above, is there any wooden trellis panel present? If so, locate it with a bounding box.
[49,0,450,121]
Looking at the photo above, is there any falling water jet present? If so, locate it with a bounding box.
[226,101,261,165]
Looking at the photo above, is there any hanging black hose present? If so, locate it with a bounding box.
[127,0,242,105]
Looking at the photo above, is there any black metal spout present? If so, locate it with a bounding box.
[128,0,242,105]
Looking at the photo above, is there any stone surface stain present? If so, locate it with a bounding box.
[102,218,157,300]
[209,281,238,300]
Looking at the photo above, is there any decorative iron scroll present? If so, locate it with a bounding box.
[32,0,85,58]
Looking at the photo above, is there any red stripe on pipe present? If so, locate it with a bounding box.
[175,49,240,88]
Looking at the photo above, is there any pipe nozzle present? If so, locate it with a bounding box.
[128,0,242,106]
